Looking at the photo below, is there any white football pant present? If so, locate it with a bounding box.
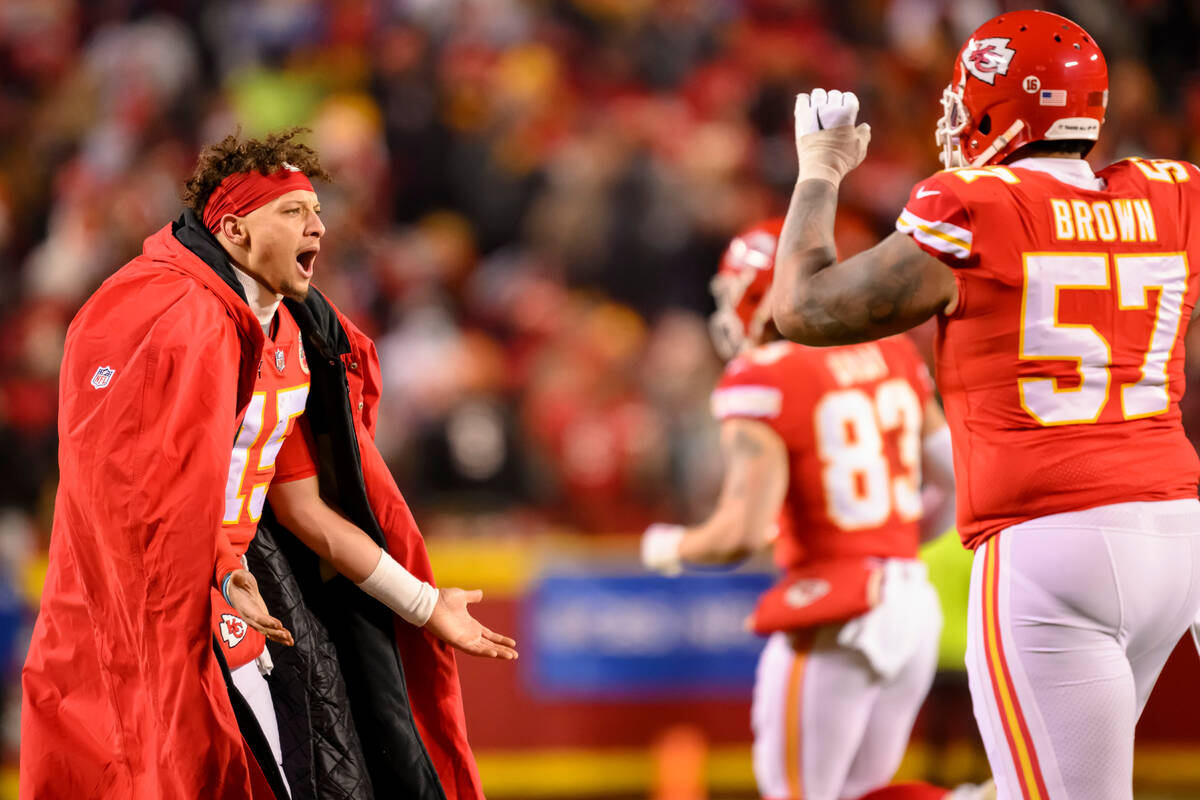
[966,499,1200,800]
[752,559,943,800]
[232,659,292,797]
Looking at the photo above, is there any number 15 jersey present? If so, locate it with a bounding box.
[898,158,1200,549]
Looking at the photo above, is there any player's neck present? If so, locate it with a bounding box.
[231,263,282,333]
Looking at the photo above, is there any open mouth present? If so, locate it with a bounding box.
[296,250,318,278]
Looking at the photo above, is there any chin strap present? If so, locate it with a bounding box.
[969,119,1025,167]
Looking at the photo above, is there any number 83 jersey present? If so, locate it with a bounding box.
[898,158,1200,549]
[712,337,933,569]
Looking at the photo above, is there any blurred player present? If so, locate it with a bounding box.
[642,219,989,800]
[770,10,1200,800]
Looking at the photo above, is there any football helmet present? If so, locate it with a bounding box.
[709,218,783,360]
[936,10,1108,168]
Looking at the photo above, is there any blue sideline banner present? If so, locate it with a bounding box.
[523,570,774,699]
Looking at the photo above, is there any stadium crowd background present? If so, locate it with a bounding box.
[2,0,1200,797]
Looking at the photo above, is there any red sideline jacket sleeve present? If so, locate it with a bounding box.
[215,528,243,588]
[335,309,485,800]
[20,237,264,799]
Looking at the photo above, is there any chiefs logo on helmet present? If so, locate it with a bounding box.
[963,37,1015,85]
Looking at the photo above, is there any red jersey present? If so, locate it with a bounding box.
[215,302,318,669]
[713,337,933,570]
[898,158,1200,548]
[221,303,316,555]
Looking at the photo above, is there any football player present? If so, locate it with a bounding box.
[642,219,989,800]
[770,10,1200,800]
[204,145,517,793]
[21,130,512,800]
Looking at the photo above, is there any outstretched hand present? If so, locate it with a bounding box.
[225,569,294,647]
[425,588,518,660]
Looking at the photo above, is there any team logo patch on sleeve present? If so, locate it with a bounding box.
[220,613,248,647]
[90,366,115,389]
[963,37,1015,85]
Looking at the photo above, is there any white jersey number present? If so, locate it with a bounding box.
[814,378,922,530]
[1019,252,1187,425]
[223,386,309,524]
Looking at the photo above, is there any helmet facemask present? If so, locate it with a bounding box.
[936,78,969,168]
[708,270,774,361]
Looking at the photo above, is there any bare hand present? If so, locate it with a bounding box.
[226,569,294,647]
[425,588,518,660]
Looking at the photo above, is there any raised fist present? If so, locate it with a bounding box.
[795,88,861,134]
[794,88,871,186]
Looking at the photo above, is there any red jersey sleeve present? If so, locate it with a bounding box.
[895,173,974,267]
[710,351,787,435]
[273,415,318,484]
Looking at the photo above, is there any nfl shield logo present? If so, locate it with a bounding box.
[274,349,286,372]
[90,366,115,389]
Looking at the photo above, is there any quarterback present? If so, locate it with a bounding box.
[642,219,990,800]
[194,132,516,797]
[20,130,509,799]
[771,10,1200,800]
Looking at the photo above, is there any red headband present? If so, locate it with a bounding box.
[202,166,315,234]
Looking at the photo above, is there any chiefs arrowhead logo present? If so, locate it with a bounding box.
[220,613,248,648]
[784,578,831,609]
[963,37,1015,85]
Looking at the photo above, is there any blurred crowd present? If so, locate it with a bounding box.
[2,0,1200,777]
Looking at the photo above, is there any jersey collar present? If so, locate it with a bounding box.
[1007,157,1105,191]
[231,264,283,334]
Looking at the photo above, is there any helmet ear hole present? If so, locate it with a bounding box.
[978,114,992,135]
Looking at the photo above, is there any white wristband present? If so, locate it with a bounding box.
[356,549,439,627]
[641,523,686,577]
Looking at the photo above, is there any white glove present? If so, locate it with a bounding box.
[795,88,861,134]
[641,523,686,577]
[795,89,872,186]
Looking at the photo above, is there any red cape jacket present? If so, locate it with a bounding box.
[21,213,482,799]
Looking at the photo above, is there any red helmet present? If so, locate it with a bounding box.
[709,218,783,360]
[936,10,1108,167]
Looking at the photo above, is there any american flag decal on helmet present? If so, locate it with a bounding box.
[1039,89,1067,106]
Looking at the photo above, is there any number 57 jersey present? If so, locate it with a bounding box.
[898,158,1200,549]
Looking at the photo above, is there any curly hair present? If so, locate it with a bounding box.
[182,127,332,216]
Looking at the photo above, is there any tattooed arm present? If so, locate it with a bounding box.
[771,180,959,346]
[675,418,789,566]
